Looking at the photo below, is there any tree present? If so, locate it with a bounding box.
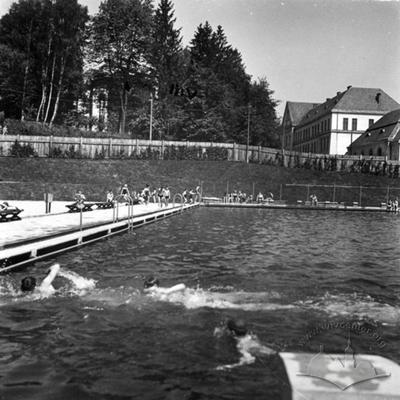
[248,78,280,147]
[151,0,183,97]
[89,0,154,135]
[0,0,88,124]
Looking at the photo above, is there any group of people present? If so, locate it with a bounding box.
[310,194,318,206]
[75,184,173,207]
[256,192,274,203]
[387,198,399,213]
[119,184,171,207]
[223,190,274,204]
[18,264,276,370]
[225,190,251,203]
[182,186,201,204]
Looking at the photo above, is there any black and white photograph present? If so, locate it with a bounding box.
[0,0,399,398]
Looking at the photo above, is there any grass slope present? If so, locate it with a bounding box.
[0,158,399,205]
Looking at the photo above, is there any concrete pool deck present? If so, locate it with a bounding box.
[0,201,198,272]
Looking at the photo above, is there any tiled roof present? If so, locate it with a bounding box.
[297,87,399,128]
[350,109,400,147]
[286,102,319,125]
[334,87,399,113]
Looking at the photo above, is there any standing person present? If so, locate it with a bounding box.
[106,190,114,203]
[158,187,164,207]
[164,186,171,207]
[182,189,188,203]
[189,189,195,203]
[120,184,130,203]
[151,189,157,203]
[142,184,150,205]
[196,185,201,202]
[232,190,238,203]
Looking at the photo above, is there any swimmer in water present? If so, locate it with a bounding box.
[20,263,61,297]
[215,318,276,370]
[143,276,186,295]
[226,319,249,337]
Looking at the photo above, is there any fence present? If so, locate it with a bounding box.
[0,134,399,176]
[201,181,400,207]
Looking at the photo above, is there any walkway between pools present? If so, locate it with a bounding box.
[0,201,198,272]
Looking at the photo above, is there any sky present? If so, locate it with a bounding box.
[1,0,399,117]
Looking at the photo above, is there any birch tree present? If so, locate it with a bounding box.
[89,0,154,135]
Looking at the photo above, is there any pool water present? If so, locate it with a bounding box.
[0,208,399,399]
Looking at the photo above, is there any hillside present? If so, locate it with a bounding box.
[1,158,399,205]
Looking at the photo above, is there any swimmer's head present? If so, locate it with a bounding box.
[21,276,37,292]
[226,319,248,337]
[144,276,159,289]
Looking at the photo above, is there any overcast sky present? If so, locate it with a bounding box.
[1,0,399,117]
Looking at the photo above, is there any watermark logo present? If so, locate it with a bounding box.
[297,321,391,391]
[298,338,390,390]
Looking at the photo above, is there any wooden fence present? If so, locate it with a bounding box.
[0,134,396,173]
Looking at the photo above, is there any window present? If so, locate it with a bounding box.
[377,148,382,156]
[369,119,374,127]
[352,118,357,131]
[343,118,348,130]
[369,149,373,156]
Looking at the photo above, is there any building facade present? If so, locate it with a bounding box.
[348,109,400,160]
[282,87,399,155]
[281,102,319,151]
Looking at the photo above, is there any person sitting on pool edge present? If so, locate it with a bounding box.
[143,276,186,295]
[20,263,61,296]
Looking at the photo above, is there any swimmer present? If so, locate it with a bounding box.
[20,263,60,297]
[226,318,248,337]
[143,276,186,295]
[215,318,276,370]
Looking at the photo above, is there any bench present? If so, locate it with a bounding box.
[0,208,23,222]
[95,202,115,209]
[66,202,95,213]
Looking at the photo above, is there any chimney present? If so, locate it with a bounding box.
[326,98,330,102]
[375,92,381,104]
[347,85,352,90]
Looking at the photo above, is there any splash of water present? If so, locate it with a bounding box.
[58,268,96,292]
[215,333,276,370]
[147,286,294,311]
[295,292,400,325]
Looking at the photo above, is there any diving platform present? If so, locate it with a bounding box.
[0,202,199,273]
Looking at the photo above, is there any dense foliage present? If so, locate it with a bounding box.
[0,0,280,147]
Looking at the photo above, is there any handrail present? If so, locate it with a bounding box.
[113,194,134,228]
[173,193,184,209]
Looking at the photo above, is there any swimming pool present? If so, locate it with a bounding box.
[0,208,399,399]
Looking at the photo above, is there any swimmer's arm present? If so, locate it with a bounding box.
[164,283,186,294]
[258,345,277,356]
[154,283,186,295]
[39,263,60,291]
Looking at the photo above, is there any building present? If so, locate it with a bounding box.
[348,109,400,160]
[282,87,399,155]
[281,102,319,150]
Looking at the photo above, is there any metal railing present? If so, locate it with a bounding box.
[173,193,184,209]
[113,194,134,229]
